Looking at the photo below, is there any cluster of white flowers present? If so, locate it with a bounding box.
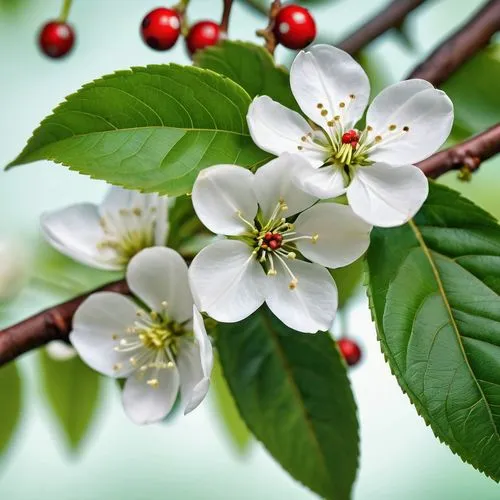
[43,45,453,425]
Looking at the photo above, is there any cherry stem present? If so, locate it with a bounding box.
[175,0,191,15]
[256,0,281,55]
[220,0,234,34]
[59,0,73,22]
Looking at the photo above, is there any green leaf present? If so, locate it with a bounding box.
[217,307,359,499]
[443,45,500,137]
[7,65,271,196]
[40,350,101,451]
[366,182,500,481]
[211,356,251,453]
[0,363,22,457]
[195,40,299,112]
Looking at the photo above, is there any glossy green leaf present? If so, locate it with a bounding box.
[443,45,500,137]
[0,363,22,457]
[40,350,101,451]
[7,65,271,196]
[366,182,500,481]
[195,40,299,112]
[211,356,251,453]
[217,307,359,499]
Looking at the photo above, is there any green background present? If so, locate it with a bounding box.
[1,0,499,498]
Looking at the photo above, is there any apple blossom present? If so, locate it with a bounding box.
[247,44,454,227]
[40,186,169,270]
[188,153,371,334]
[70,247,213,425]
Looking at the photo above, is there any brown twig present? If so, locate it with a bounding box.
[0,280,129,366]
[407,0,500,86]
[220,0,235,34]
[256,0,281,55]
[417,124,500,179]
[338,0,426,56]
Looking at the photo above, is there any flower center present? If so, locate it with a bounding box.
[97,206,158,265]
[111,301,190,388]
[236,200,318,290]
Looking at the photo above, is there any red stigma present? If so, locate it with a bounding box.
[262,232,283,251]
[269,239,280,250]
[264,232,273,241]
[341,129,359,146]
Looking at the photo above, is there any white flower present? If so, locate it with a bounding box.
[69,247,213,425]
[188,154,371,334]
[41,186,169,270]
[247,44,454,227]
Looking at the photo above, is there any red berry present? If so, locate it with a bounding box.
[186,21,221,55]
[338,338,362,367]
[274,5,316,50]
[141,8,181,51]
[38,21,75,59]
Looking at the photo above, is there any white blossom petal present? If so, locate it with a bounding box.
[347,162,429,227]
[193,306,213,377]
[253,154,317,220]
[40,203,121,270]
[46,341,77,361]
[122,365,180,425]
[265,259,337,333]
[154,195,170,246]
[192,165,258,236]
[293,163,346,199]
[126,247,192,322]
[247,96,327,168]
[70,292,141,377]
[294,203,372,268]
[290,44,370,132]
[366,80,454,165]
[189,240,266,323]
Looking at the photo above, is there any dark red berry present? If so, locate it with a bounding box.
[274,5,316,50]
[38,21,75,59]
[186,21,221,55]
[338,338,362,367]
[141,8,181,51]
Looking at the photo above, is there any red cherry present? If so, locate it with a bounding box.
[186,21,221,55]
[338,338,362,367]
[38,21,75,59]
[141,8,181,51]
[274,5,316,50]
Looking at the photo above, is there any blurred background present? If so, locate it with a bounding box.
[0,0,499,498]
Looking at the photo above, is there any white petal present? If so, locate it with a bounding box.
[290,44,370,132]
[122,365,180,425]
[191,165,258,236]
[40,203,121,270]
[188,240,266,323]
[265,259,337,333]
[46,341,77,361]
[347,163,429,227]
[154,195,170,246]
[247,96,327,168]
[294,203,372,268]
[293,163,346,199]
[70,291,141,377]
[193,306,214,377]
[366,80,454,165]
[126,247,192,322]
[253,154,317,220]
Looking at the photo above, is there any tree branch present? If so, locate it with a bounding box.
[256,0,281,55]
[417,124,500,179]
[407,0,500,85]
[0,280,129,366]
[2,125,500,367]
[338,0,426,56]
[220,0,235,34]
